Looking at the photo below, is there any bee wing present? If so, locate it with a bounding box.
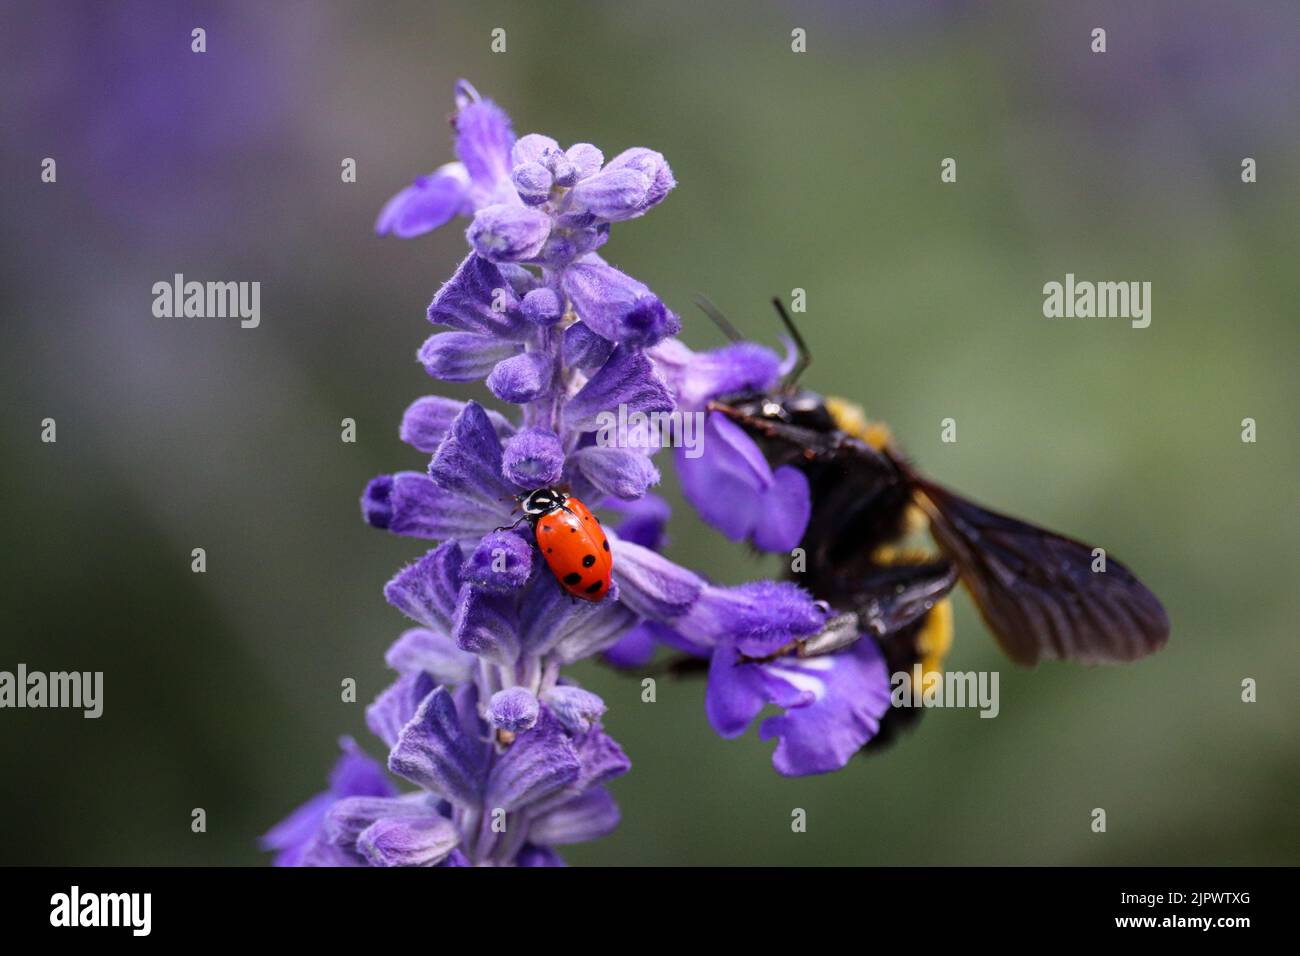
[911,478,1170,666]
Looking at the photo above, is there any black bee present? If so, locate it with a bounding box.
[705,297,1170,687]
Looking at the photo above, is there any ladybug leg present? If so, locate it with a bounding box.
[492,516,527,533]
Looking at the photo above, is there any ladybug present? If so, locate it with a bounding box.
[520,487,613,602]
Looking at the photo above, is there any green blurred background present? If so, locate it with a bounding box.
[1,0,1296,865]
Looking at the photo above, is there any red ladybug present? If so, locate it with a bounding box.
[520,487,612,602]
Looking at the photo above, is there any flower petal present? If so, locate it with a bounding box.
[562,345,674,434]
[484,712,580,813]
[375,163,471,238]
[571,445,660,499]
[757,639,892,776]
[358,814,460,867]
[519,574,635,663]
[428,253,530,339]
[600,492,670,551]
[454,86,515,196]
[388,687,488,807]
[561,320,614,373]
[366,671,435,749]
[607,532,703,622]
[382,542,465,634]
[453,585,520,665]
[399,396,515,454]
[650,338,784,411]
[561,258,680,347]
[752,465,811,552]
[385,627,477,683]
[526,787,620,845]
[428,402,516,512]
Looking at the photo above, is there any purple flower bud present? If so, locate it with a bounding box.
[463,530,534,592]
[540,686,607,734]
[362,472,450,539]
[571,167,652,222]
[467,203,552,263]
[486,351,555,404]
[511,133,561,168]
[520,287,563,327]
[549,154,577,187]
[562,320,614,372]
[562,259,680,347]
[487,687,540,733]
[502,427,565,488]
[400,396,514,454]
[418,331,521,382]
[603,147,675,215]
[512,161,553,205]
[565,143,604,181]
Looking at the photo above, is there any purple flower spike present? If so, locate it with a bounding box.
[676,412,811,552]
[562,258,681,347]
[467,204,552,263]
[487,687,540,733]
[502,427,565,488]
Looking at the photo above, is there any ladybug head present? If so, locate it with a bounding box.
[519,486,567,520]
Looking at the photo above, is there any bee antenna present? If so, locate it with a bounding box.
[693,295,743,343]
[772,296,811,388]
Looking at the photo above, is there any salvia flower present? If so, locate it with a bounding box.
[270,79,901,868]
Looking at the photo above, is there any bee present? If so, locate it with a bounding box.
[705,297,1170,684]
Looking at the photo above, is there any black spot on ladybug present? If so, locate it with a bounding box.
[585,580,603,595]
[570,528,576,533]
[542,525,551,532]
[582,554,595,568]
[563,572,582,586]
[546,548,552,553]
[602,540,610,551]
